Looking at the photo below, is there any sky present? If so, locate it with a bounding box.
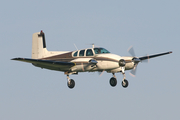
[1,0,180,120]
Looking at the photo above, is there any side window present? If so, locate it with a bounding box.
[94,48,100,54]
[94,48,110,54]
[73,51,78,57]
[79,50,85,56]
[86,49,93,56]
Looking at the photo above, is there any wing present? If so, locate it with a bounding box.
[11,58,75,71]
[139,51,172,61]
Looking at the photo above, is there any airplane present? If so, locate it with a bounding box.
[12,31,172,89]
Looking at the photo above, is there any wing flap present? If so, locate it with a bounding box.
[12,58,75,68]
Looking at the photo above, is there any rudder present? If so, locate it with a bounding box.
[32,31,48,59]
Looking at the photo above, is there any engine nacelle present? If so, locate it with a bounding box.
[119,59,126,67]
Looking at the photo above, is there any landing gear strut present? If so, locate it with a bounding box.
[67,75,75,89]
[121,67,129,88]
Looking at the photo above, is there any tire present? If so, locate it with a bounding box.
[67,79,75,89]
[122,79,128,88]
[109,77,117,87]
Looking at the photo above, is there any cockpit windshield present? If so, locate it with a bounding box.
[94,48,110,54]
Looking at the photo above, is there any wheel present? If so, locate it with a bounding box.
[122,79,128,88]
[67,79,75,89]
[109,77,117,87]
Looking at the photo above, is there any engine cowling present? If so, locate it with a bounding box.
[119,59,126,67]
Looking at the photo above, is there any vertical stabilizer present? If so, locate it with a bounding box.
[32,31,48,59]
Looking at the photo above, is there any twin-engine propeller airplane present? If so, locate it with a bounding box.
[12,31,172,89]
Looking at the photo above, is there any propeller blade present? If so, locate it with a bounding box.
[129,64,138,77]
[99,70,105,77]
[81,63,85,71]
[127,46,136,57]
[141,54,149,63]
[142,59,149,63]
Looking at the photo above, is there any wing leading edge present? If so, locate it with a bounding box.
[139,51,172,61]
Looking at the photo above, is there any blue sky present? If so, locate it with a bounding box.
[1,0,179,120]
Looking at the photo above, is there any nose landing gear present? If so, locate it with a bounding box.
[109,71,129,88]
[122,79,128,88]
[121,67,129,88]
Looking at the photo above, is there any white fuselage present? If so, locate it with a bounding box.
[70,53,134,73]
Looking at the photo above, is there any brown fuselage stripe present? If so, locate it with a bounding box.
[41,52,133,64]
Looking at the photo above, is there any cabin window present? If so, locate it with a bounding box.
[79,50,85,56]
[73,51,78,57]
[94,48,110,54]
[86,49,93,56]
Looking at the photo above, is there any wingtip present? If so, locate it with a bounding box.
[169,51,172,54]
[11,58,17,60]
[11,58,24,60]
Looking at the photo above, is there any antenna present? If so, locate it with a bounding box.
[74,43,78,50]
[92,43,95,48]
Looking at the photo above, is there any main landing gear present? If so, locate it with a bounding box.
[109,71,129,88]
[109,73,117,87]
[67,75,75,89]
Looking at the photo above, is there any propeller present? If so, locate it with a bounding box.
[129,64,138,77]
[127,46,141,77]
[128,46,135,57]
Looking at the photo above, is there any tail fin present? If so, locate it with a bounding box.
[32,31,48,59]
